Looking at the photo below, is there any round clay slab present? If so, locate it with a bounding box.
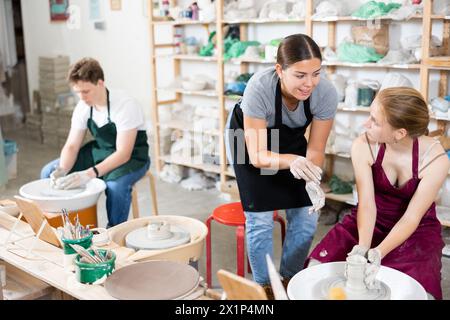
[125,225,190,250]
[314,275,390,300]
[40,186,86,198]
[105,261,200,300]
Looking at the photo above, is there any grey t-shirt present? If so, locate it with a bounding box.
[238,67,338,128]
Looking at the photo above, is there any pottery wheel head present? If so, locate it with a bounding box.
[40,183,86,197]
[125,223,191,250]
[287,262,427,300]
[318,276,391,300]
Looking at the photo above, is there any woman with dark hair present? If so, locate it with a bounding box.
[226,33,338,295]
[306,87,449,300]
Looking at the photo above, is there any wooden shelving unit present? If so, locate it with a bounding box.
[148,0,449,224]
[322,61,421,69]
[311,14,449,22]
[148,0,314,190]
[325,192,355,206]
[159,154,221,174]
[157,119,220,136]
[318,1,449,224]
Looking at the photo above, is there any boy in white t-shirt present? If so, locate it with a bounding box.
[40,58,150,227]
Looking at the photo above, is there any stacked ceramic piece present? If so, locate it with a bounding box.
[38,56,70,147]
[39,56,71,113]
[57,107,74,148]
[42,100,91,148]
[41,109,59,147]
[24,113,43,143]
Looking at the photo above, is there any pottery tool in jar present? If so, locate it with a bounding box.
[60,209,91,240]
[70,244,112,264]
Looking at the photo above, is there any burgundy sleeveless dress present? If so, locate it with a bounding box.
[307,138,444,299]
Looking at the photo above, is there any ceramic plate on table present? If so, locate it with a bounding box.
[105,260,200,300]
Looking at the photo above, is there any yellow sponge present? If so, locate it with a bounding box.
[328,287,347,300]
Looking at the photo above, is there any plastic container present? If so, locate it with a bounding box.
[3,140,17,156]
[61,232,93,255]
[74,249,116,284]
[181,78,207,91]
[3,140,17,180]
[357,87,375,107]
[91,228,110,246]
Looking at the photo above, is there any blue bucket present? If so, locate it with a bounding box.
[3,140,17,156]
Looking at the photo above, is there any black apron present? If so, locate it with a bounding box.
[70,89,150,181]
[228,80,313,212]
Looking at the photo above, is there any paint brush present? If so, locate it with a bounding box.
[62,209,73,240]
[70,244,102,264]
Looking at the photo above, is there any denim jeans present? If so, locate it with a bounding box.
[244,206,319,285]
[41,159,150,228]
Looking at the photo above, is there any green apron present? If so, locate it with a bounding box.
[70,89,150,181]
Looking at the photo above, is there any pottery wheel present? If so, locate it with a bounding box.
[314,275,390,300]
[287,262,428,300]
[39,184,86,198]
[125,225,190,250]
[104,261,200,300]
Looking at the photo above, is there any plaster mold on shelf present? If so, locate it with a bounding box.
[224,0,257,20]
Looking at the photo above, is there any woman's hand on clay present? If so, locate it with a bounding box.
[50,167,68,188]
[289,156,322,184]
[347,244,369,258]
[365,248,382,289]
[55,169,94,190]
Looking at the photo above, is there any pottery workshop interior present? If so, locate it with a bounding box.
[1,0,450,303]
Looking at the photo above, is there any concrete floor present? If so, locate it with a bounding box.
[2,129,450,299]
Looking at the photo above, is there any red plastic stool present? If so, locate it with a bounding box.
[205,202,286,288]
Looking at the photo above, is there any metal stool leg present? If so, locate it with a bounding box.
[236,225,245,277]
[244,226,252,274]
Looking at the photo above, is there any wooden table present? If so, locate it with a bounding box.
[0,220,116,299]
[0,214,214,300]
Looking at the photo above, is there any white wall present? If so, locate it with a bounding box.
[21,0,152,125]
[20,1,449,126]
